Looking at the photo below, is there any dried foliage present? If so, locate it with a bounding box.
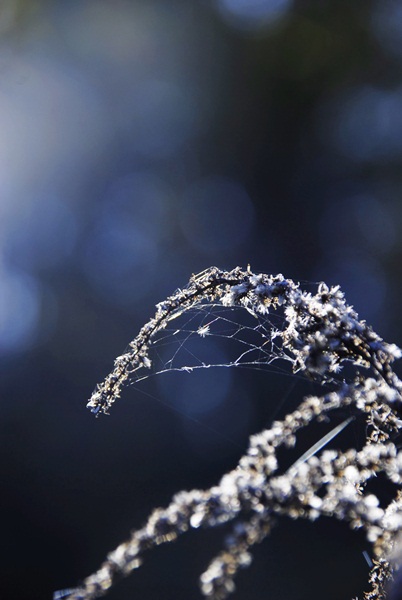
[56,267,402,600]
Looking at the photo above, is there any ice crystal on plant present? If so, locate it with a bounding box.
[57,267,402,600]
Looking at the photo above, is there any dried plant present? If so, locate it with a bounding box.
[56,266,402,600]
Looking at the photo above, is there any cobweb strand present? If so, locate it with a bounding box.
[87,266,401,416]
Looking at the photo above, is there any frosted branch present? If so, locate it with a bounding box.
[57,267,402,600]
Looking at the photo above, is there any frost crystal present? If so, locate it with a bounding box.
[57,267,402,600]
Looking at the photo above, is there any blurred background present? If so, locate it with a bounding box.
[1,1,402,599]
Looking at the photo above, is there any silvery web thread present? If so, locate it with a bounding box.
[57,266,402,600]
[127,301,299,395]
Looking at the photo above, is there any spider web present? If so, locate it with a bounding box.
[116,295,365,458]
[129,302,293,386]
[126,295,354,388]
[120,302,297,449]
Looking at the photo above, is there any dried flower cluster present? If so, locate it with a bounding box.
[57,267,402,600]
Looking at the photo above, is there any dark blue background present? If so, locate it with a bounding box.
[1,1,402,599]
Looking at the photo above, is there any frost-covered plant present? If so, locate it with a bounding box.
[56,266,402,600]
